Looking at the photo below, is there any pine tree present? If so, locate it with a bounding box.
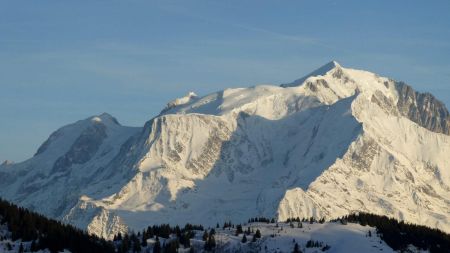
[293,243,301,253]
[241,234,247,243]
[180,232,191,248]
[208,234,216,249]
[163,239,179,253]
[153,237,161,253]
[235,224,243,235]
[141,230,148,247]
[204,233,216,251]
[255,229,261,239]
[252,234,257,242]
[132,234,141,253]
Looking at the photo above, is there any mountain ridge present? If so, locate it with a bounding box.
[0,61,449,239]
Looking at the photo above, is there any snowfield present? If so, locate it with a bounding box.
[0,61,449,240]
[140,221,428,253]
[211,222,394,253]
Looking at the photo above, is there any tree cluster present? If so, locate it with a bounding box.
[247,217,276,224]
[114,223,202,253]
[336,212,450,253]
[0,198,114,253]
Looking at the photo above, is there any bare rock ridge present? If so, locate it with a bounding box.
[0,61,449,240]
[52,122,107,173]
[395,81,450,135]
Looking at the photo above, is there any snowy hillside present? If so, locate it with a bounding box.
[113,217,441,253]
[206,221,396,253]
[0,61,449,240]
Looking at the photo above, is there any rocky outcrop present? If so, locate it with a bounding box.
[396,82,450,135]
[52,123,107,173]
[1,62,449,239]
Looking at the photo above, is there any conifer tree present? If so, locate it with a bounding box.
[255,229,262,239]
[235,224,243,235]
[241,234,247,243]
[141,230,148,247]
[252,234,257,242]
[208,234,216,249]
[153,237,161,253]
[293,242,301,253]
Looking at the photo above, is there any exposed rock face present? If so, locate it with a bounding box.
[0,62,449,240]
[52,123,107,173]
[63,197,127,240]
[396,82,450,135]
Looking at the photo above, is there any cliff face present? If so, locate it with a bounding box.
[396,82,450,135]
[1,62,449,239]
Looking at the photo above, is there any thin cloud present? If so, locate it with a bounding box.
[158,3,324,47]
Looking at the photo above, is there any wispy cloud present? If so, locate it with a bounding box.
[158,3,323,47]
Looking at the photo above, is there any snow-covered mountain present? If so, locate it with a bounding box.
[0,61,449,239]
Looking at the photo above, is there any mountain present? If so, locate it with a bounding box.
[0,61,449,240]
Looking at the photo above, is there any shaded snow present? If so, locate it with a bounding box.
[0,62,449,240]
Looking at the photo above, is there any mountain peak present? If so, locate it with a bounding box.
[281,60,342,87]
[322,60,341,69]
[162,91,199,113]
[1,160,14,167]
[90,113,120,125]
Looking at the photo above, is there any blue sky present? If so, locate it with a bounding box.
[1,0,450,162]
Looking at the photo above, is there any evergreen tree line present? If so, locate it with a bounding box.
[113,223,204,253]
[0,198,115,253]
[335,212,450,253]
[247,217,276,224]
[285,217,325,224]
[5,196,447,253]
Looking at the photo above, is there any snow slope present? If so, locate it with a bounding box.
[137,221,426,253]
[211,222,398,253]
[0,61,449,239]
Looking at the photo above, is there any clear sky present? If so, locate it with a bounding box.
[1,0,449,163]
